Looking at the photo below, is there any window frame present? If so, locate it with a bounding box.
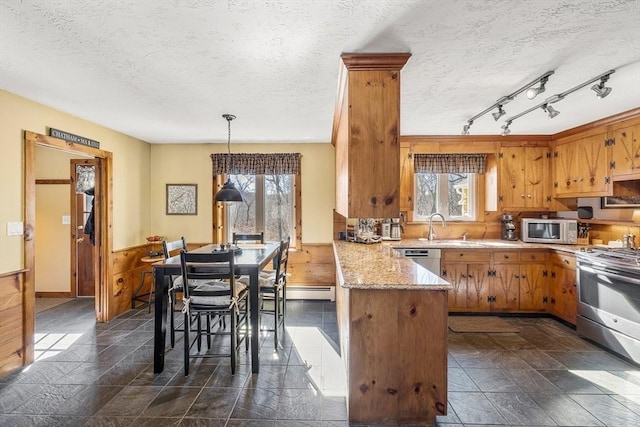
[413,172,478,222]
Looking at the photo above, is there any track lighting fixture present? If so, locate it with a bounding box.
[544,105,560,118]
[526,75,550,100]
[501,69,615,133]
[591,75,612,98]
[491,105,506,121]
[462,71,554,135]
[501,121,512,136]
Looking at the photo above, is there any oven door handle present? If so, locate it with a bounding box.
[579,264,640,285]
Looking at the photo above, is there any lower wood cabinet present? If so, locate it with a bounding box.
[441,251,491,312]
[548,252,577,324]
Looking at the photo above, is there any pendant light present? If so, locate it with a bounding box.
[214,114,243,203]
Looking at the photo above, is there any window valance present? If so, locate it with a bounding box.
[414,153,486,174]
[211,153,301,175]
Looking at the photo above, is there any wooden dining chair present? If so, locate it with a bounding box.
[258,236,290,348]
[232,231,265,244]
[162,237,187,347]
[180,250,249,375]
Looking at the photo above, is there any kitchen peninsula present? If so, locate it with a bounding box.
[333,240,452,425]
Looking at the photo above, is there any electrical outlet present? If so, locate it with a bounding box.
[7,221,24,236]
[62,215,71,225]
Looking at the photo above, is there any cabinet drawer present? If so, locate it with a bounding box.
[520,251,547,263]
[443,251,491,263]
[492,251,519,263]
[551,253,576,269]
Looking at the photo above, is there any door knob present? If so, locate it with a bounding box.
[76,237,84,243]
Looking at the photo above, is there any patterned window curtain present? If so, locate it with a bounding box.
[210,153,301,175]
[414,154,486,174]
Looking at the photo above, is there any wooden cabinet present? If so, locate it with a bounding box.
[399,146,414,212]
[498,145,551,210]
[609,119,640,180]
[553,132,610,197]
[444,249,547,313]
[548,252,577,325]
[442,251,490,312]
[334,53,411,219]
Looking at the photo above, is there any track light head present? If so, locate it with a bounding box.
[491,105,506,121]
[462,121,472,135]
[591,81,612,98]
[526,75,549,100]
[542,104,560,119]
[501,121,512,136]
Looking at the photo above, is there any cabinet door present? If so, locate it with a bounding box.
[576,133,609,195]
[492,264,520,310]
[466,263,491,311]
[519,263,547,311]
[442,263,468,310]
[524,146,550,209]
[611,123,640,179]
[556,266,577,325]
[399,147,414,212]
[553,141,577,196]
[499,146,526,208]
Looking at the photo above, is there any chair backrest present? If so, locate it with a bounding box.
[232,232,264,244]
[180,250,236,300]
[163,237,187,259]
[274,237,291,286]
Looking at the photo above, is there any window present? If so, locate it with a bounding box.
[226,174,295,245]
[414,173,476,221]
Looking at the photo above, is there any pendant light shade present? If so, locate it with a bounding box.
[214,114,243,203]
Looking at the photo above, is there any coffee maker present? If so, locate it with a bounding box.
[501,214,517,241]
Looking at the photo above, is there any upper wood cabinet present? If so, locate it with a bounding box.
[333,53,411,219]
[609,118,640,181]
[498,144,551,210]
[552,131,610,197]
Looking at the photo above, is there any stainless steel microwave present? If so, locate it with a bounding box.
[521,218,578,244]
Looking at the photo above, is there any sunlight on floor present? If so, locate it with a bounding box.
[570,369,640,395]
[288,326,346,397]
[34,332,82,362]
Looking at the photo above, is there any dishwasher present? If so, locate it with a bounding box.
[396,248,442,275]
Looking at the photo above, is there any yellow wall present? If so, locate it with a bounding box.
[150,143,336,244]
[0,89,152,274]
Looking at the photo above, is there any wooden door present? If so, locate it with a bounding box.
[524,146,550,209]
[71,159,97,297]
[519,263,546,311]
[466,263,490,311]
[499,146,526,208]
[576,133,609,195]
[442,263,467,310]
[553,141,577,196]
[491,264,519,311]
[610,122,640,179]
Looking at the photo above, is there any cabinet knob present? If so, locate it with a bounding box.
[527,194,532,198]
[521,194,525,198]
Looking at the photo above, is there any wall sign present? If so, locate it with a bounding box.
[49,128,100,149]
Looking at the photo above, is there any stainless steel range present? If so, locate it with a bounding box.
[576,247,640,364]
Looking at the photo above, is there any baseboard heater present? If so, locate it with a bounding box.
[286,286,335,301]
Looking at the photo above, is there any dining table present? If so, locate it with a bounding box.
[152,242,280,374]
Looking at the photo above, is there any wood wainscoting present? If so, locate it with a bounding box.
[0,269,28,377]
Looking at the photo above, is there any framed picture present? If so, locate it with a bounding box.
[601,195,640,209]
[166,184,198,215]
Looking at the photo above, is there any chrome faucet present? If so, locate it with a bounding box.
[427,212,447,241]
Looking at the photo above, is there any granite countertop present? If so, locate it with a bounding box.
[333,240,451,290]
[333,239,587,290]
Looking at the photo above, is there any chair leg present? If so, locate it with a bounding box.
[184,311,190,376]
[230,310,237,375]
[196,315,202,352]
[245,298,250,352]
[206,315,212,349]
[274,290,279,348]
[170,292,176,348]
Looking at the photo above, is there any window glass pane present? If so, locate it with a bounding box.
[264,174,293,242]
[228,175,256,235]
[414,173,475,221]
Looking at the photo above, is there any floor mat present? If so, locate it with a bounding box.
[448,316,519,333]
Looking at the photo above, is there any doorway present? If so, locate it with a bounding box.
[71,159,98,297]
[24,131,113,366]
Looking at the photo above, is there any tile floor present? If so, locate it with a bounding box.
[0,299,639,426]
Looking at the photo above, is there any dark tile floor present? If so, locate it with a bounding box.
[1,299,639,426]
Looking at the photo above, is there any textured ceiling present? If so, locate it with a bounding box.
[1,0,639,143]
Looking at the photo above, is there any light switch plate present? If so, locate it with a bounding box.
[7,221,24,236]
[62,215,71,225]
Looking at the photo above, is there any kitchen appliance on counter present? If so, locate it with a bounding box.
[346,218,382,244]
[521,218,577,244]
[501,214,517,241]
[380,218,402,241]
[576,246,640,363]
